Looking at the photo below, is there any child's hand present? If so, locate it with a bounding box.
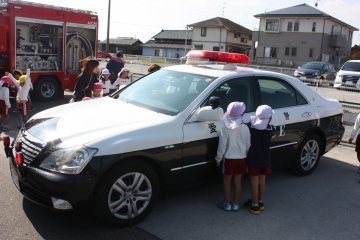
[216,161,221,167]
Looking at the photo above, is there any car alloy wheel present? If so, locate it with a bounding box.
[94,159,159,227]
[108,172,152,220]
[295,133,321,176]
[300,140,319,171]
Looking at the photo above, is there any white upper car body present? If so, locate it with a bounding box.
[334,60,360,89]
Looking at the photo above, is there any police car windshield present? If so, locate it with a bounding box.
[341,62,360,72]
[117,70,215,115]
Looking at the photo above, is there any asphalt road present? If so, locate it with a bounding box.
[0,76,360,240]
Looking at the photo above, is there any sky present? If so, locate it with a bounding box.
[21,0,360,45]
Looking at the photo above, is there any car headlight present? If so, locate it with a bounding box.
[337,74,343,79]
[314,72,320,76]
[40,146,98,174]
[294,71,298,76]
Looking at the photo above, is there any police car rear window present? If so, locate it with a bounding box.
[117,70,216,115]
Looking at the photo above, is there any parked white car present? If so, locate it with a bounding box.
[333,60,360,90]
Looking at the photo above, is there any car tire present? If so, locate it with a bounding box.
[294,133,321,176]
[34,77,59,101]
[94,159,159,227]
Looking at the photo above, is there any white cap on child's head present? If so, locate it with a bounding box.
[101,69,110,75]
[250,105,274,130]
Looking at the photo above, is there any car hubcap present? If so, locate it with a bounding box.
[108,172,152,220]
[41,82,55,97]
[300,140,319,171]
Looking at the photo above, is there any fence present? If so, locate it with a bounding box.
[124,55,359,144]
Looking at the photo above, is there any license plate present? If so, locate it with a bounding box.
[10,164,20,190]
[300,77,307,80]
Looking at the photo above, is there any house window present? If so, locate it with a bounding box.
[194,44,203,50]
[265,47,277,58]
[312,22,316,32]
[241,37,247,43]
[154,49,160,56]
[348,31,353,41]
[265,19,279,31]
[291,47,297,56]
[287,22,293,31]
[294,22,300,31]
[285,47,290,56]
[234,32,240,38]
[213,46,220,51]
[201,27,207,37]
[309,48,313,58]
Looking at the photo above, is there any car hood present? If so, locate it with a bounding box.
[28,97,172,147]
[296,68,320,74]
[338,70,360,76]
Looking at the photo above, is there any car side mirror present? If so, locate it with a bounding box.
[197,106,224,121]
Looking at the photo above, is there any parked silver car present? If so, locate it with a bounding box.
[333,60,360,90]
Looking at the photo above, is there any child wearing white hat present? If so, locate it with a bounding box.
[113,68,131,90]
[99,68,112,96]
[216,102,251,212]
[244,105,274,215]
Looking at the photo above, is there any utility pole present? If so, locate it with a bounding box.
[184,25,188,57]
[106,0,111,52]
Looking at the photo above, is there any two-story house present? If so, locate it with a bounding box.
[252,3,358,68]
[142,30,192,58]
[188,17,252,55]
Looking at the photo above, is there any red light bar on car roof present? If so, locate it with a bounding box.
[186,50,250,65]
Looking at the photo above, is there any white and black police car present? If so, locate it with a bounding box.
[4,50,344,226]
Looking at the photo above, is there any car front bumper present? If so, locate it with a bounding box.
[7,147,98,211]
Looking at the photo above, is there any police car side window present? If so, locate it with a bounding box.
[258,78,307,109]
[201,77,255,113]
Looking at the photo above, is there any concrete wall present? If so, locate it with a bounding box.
[254,31,323,66]
[192,27,227,42]
[142,47,190,58]
[226,32,252,47]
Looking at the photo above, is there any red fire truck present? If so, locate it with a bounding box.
[0,0,98,101]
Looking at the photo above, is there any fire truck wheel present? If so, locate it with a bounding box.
[35,77,59,101]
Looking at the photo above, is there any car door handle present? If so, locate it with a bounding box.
[302,112,312,117]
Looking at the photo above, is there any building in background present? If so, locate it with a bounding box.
[142,30,192,58]
[99,37,143,55]
[188,17,252,55]
[252,3,358,69]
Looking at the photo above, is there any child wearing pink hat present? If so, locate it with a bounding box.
[244,105,274,215]
[92,82,103,99]
[216,102,251,212]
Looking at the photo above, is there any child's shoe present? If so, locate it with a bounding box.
[217,202,231,212]
[230,201,239,212]
[258,201,265,211]
[29,106,35,111]
[13,108,19,112]
[2,125,9,131]
[243,199,260,215]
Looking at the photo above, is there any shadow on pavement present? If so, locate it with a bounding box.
[22,198,159,240]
